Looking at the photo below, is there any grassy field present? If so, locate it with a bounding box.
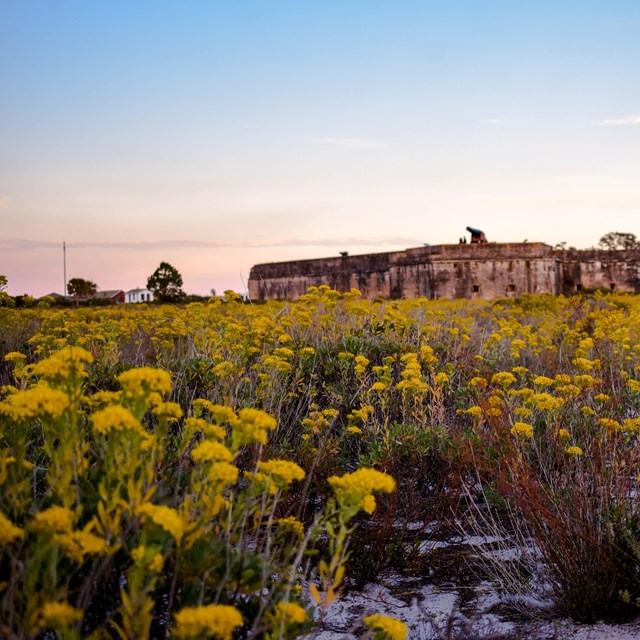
[2,287,640,639]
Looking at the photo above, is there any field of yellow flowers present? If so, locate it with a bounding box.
[2,286,640,638]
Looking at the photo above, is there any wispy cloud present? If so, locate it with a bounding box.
[0,239,231,252]
[479,118,507,125]
[2,237,422,252]
[596,114,640,126]
[260,236,420,248]
[308,137,385,150]
[0,196,11,209]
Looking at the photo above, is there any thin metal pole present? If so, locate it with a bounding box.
[63,241,67,295]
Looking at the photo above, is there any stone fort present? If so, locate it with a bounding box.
[248,242,640,301]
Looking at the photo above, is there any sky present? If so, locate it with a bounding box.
[2,0,640,297]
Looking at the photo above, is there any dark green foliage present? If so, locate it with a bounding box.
[147,262,186,303]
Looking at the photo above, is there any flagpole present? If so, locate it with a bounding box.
[63,241,67,296]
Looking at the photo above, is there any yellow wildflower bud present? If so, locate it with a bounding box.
[118,367,172,397]
[136,504,186,543]
[31,506,75,533]
[38,602,83,629]
[92,405,143,436]
[362,494,376,514]
[363,613,408,640]
[173,604,243,640]
[257,459,305,488]
[0,512,25,545]
[491,372,516,387]
[510,422,533,438]
[191,440,233,464]
[268,601,307,629]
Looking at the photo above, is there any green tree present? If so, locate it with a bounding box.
[0,274,15,307]
[598,232,640,250]
[67,278,98,300]
[147,262,185,303]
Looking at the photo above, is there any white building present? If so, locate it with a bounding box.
[125,288,154,303]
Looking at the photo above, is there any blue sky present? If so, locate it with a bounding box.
[2,1,639,296]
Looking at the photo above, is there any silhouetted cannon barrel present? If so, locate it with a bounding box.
[466,226,487,243]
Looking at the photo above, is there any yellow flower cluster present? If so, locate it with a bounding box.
[192,400,237,426]
[599,417,621,431]
[363,613,408,640]
[184,416,227,440]
[396,353,428,394]
[491,372,517,388]
[153,401,183,421]
[131,544,164,572]
[30,506,75,533]
[55,529,108,563]
[38,601,83,628]
[31,346,94,381]
[573,357,598,371]
[355,355,370,375]
[362,494,377,514]
[302,407,338,435]
[628,379,640,393]
[86,390,122,409]
[510,422,533,438]
[529,393,564,411]
[0,383,69,421]
[173,604,243,640]
[566,445,583,456]
[92,405,143,436]
[350,405,374,423]
[433,372,449,385]
[4,351,27,362]
[0,512,25,544]
[192,440,234,463]
[328,468,396,514]
[117,367,172,397]
[137,503,186,543]
[622,418,640,432]
[233,408,277,447]
[269,601,307,627]
[257,459,305,488]
[275,516,305,539]
[209,462,239,487]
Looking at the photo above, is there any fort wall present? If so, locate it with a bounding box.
[248,243,640,301]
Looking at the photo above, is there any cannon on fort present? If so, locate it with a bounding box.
[466,226,487,243]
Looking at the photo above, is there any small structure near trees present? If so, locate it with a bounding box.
[125,288,154,303]
[67,278,97,302]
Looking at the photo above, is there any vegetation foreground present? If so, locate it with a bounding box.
[2,287,640,639]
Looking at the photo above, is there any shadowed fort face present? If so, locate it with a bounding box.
[248,243,640,301]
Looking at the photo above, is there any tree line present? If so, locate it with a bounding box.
[66,262,186,303]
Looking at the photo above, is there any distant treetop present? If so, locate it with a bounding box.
[147,262,186,303]
[598,232,640,250]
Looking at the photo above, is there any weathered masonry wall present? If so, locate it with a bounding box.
[247,251,396,300]
[248,243,640,301]
[561,249,640,294]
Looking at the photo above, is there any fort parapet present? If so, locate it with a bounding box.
[248,243,640,301]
